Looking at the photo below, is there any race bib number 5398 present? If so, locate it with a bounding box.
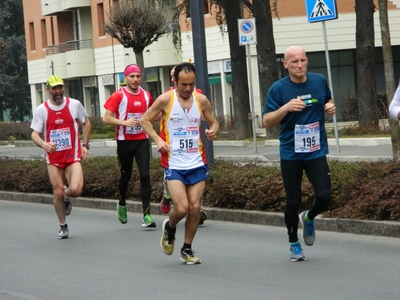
[50,127,72,151]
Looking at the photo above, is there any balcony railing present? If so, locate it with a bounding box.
[46,39,92,55]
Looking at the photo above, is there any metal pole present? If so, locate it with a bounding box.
[189,0,214,165]
[322,21,340,153]
[246,43,257,153]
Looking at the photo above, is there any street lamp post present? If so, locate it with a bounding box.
[189,0,214,165]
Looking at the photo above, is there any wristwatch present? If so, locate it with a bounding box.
[82,143,90,150]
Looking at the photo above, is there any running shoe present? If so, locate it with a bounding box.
[160,219,175,255]
[117,204,127,224]
[299,210,315,246]
[58,224,69,239]
[198,210,208,226]
[180,248,201,265]
[290,242,305,262]
[142,214,156,228]
[160,195,172,214]
[63,185,72,216]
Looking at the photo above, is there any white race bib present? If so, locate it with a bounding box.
[125,113,144,135]
[294,122,320,153]
[50,127,72,151]
[172,126,199,155]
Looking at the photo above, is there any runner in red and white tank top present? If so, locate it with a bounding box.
[31,75,91,239]
[41,98,81,166]
[104,86,153,141]
[103,64,156,228]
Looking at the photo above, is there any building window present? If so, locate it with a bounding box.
[29,22,36,51]
[50,17,55,45]
[186,0,209,18]
[41,19,47,48]
[203,0,209,14]
[97,3,105,36]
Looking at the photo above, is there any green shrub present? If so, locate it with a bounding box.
[0,122,31,141]
[1,157,400,221]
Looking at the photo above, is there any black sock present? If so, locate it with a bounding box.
[183,243,191,250]
[166,221,176,234]
[119,200,126,207]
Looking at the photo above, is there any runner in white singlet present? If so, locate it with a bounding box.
[141,63,219,264]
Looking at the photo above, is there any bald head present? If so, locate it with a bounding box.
[284,46,306,62]
[283,45,308,83]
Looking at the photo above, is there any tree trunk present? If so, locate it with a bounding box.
[249,0,280,139]
[0,100,4,122]
[222,0,251,139]
[378,0,400,159]
[134,50,147,89]
[355,0,379,127]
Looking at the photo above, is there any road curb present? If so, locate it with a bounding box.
[1,191,399,238]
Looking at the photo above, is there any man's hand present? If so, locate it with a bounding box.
[205,129,217,141]
[125,117,139,127]
[81,147,89,162]
[44,142,57,153]
[156,139,169,153]
[324,102,336,116]
[287,97,306,113]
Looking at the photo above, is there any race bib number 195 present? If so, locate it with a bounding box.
[294,122,320,153]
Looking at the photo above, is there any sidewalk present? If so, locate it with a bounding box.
[7,136,393,162]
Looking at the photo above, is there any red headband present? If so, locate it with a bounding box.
[124,65,141,76]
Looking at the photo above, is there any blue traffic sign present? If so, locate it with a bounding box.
[240,20,254,33]
[238,18,257,46]
[305,0,338,23]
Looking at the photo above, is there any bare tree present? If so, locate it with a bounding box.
[355,0,379,127]
[103,0,171,85]
[378,0,400,159]
[247,0,280,139]
[163,0,279,139]
[215,1,251,139]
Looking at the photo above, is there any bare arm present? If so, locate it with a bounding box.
[81,116,91,145]
[31,130,56,153]
[80,116,91,162]
[199,95,219,141]
[102,109,139,128]
[140,93,170,153]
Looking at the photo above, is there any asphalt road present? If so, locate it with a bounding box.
[1,200,400,300]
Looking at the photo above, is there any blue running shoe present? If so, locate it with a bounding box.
[290,242,305,262]
[299,210,315,246]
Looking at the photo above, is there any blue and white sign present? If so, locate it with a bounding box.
[238,18,257,46]
[305,0,338,23]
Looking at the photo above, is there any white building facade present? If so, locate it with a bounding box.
[23,0,400,123]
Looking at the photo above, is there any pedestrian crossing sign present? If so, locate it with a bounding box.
[305,0,338,23]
